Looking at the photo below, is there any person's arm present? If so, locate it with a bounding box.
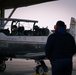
[72,37,76,55]
[45,35,54,59]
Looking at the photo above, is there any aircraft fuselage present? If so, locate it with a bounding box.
[0,33,48,59]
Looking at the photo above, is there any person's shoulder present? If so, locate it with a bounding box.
[48,33,56,39]
[66,32,74,38]
[66,32,73,36]
[48,33,55,37]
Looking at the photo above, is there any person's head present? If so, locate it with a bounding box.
[54,20,66,30]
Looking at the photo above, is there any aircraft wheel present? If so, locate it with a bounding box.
[0,62,6,72]
[36,65,44,75]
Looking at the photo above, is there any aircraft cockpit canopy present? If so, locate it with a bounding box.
[0,18,50,36]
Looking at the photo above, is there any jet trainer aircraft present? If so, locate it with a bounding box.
[0,17,76,75]
[0,18,50,75]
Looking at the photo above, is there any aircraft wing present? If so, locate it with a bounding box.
[16,52,46,59]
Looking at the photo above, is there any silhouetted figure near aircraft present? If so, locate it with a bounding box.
[11,25,18,35]
[45,21,76,75]
[33,25,40,36]
[17,26,24,35]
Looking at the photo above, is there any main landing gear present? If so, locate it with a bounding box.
[0,58,8,72]
[34,60,48,75]
[0,61,6,72]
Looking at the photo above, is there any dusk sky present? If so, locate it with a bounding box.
[5,0,76,30]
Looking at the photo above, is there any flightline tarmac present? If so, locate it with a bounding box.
[0,56,76,75]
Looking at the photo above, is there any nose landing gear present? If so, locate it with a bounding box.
[35,60,48,75]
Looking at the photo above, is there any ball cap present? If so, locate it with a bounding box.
[56,20,66,28]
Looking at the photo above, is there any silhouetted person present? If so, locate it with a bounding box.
[45,21,76,75]
[11,25,18,35]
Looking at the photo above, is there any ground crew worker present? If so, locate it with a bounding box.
[45,20,76,75]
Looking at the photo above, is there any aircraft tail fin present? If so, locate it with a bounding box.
[70,17,76,41]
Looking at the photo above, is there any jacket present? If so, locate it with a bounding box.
[45,27,76,61]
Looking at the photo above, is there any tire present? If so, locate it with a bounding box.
[0,63,6,72]
[36,65,44,75]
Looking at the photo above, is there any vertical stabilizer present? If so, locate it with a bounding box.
[70,17,76,41]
